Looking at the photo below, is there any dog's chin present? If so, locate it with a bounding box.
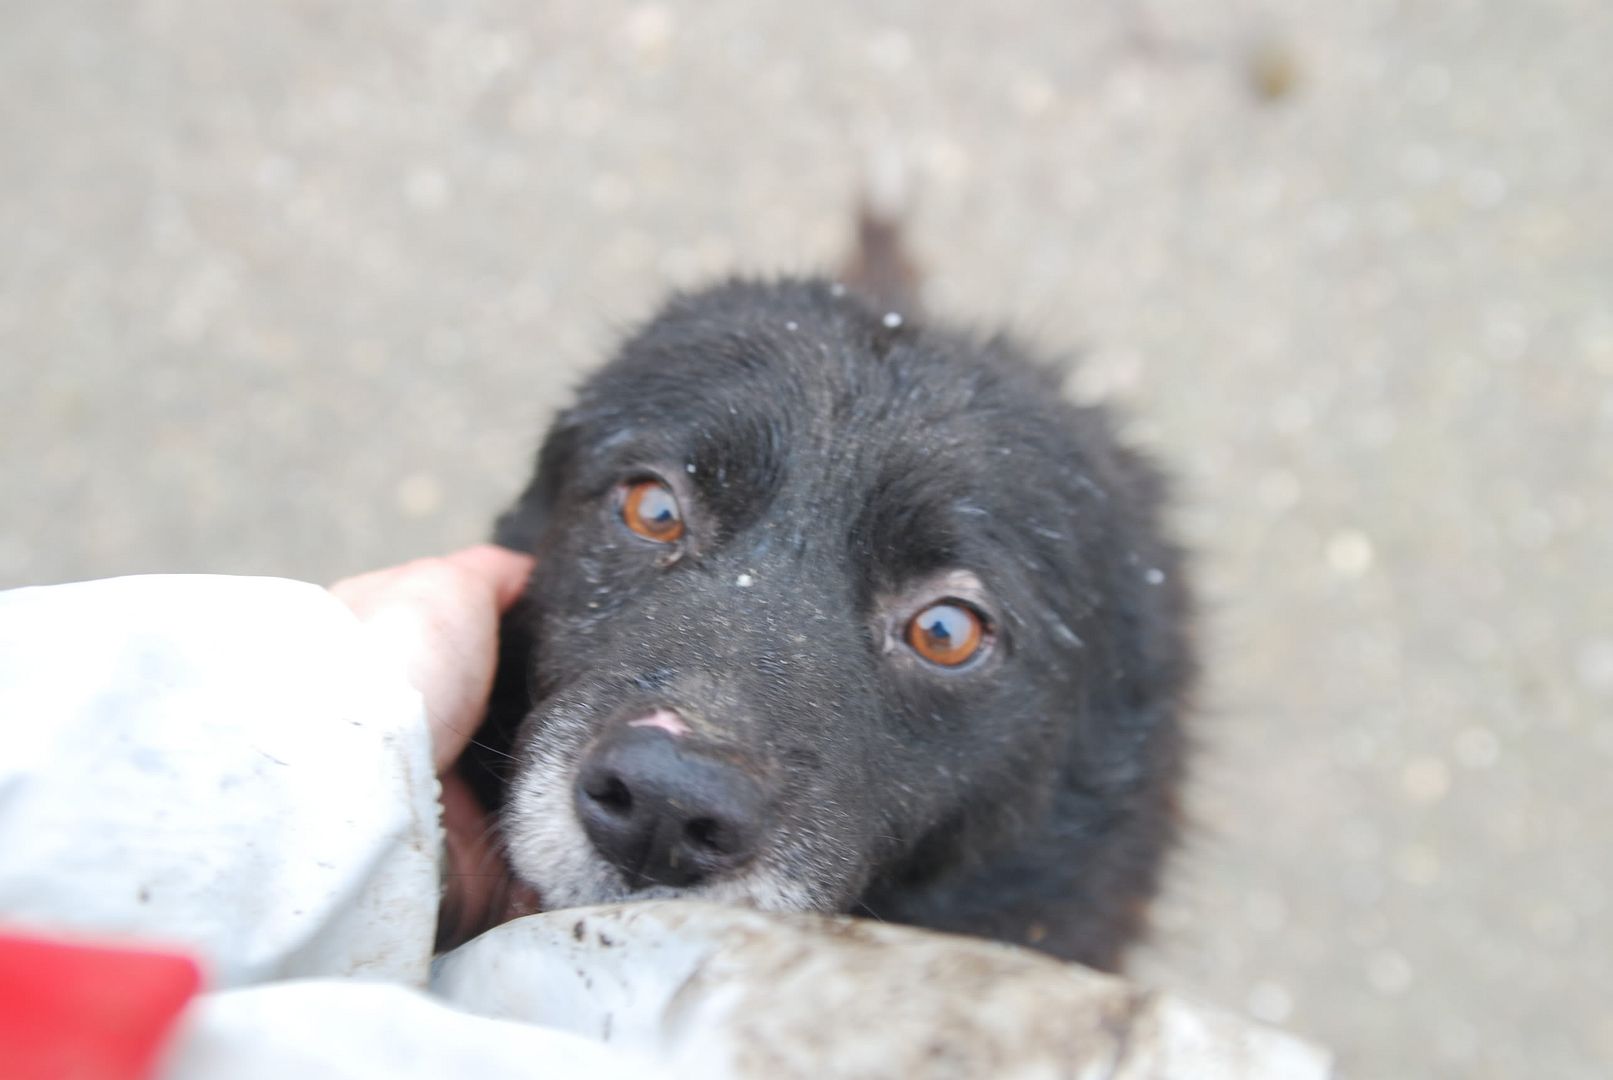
[502,756,840,915]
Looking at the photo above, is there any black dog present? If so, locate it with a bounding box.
[480,274,1192,971]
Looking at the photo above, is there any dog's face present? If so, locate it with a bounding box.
[495,280,1187,934]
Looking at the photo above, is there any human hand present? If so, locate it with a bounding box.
[331,545,532,773]
[331,544,537,948]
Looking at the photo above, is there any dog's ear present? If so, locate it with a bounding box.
[491,474,546,554]
[840,202,923,321]
[491,413,583,554]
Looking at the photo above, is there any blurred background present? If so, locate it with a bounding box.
[2,1,1609,1074]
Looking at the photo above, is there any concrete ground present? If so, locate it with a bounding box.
[3,1,1609,1075]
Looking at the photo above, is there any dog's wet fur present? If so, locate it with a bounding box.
[477,273,1192,971]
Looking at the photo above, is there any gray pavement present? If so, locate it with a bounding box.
[3,2,1609,1075]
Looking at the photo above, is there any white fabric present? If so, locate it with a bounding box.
[0,575,437,988]
[165,980,652,1080]
[0,574,661,1077]
[433,901,1335,1080]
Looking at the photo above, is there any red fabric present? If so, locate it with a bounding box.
[0,932,202,1080]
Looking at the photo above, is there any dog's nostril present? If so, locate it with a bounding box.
[684,817,725,853]
[585,774,634,815]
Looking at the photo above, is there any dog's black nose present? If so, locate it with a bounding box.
[574,722,768,888]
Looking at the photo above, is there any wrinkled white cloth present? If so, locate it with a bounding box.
[0,575,437,987]
[0,574,659,1078]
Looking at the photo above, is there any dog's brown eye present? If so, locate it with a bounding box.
[622,479,685,543]
[906,602,986,667]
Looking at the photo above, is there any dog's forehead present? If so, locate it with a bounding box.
[585,321,1012,509]
[587,285,1035,461]
[559,279,1116,588]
